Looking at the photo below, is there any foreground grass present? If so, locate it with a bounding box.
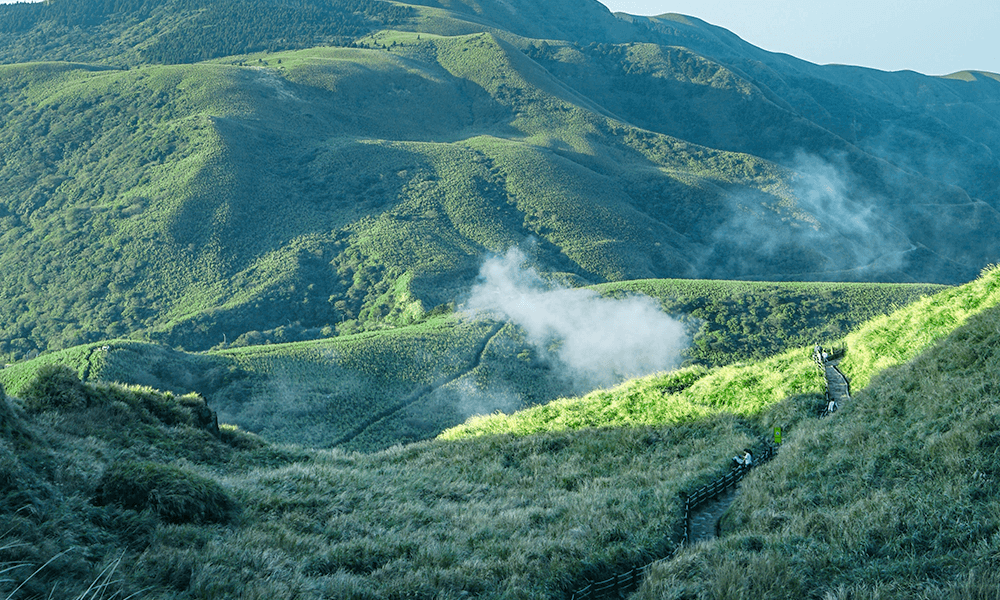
[1,370,770,599]
[159,420,769,599]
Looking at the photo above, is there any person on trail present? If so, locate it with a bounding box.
[732,448,753,468]
[827,398,838,414]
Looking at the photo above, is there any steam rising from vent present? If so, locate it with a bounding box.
[787,152,916,270]
[464,248,688,391]
[707,152,917,279]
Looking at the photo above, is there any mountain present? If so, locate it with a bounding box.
[0,0,998,361]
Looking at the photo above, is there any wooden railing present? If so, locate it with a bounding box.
[682,442,775,544]
[569,344,847,600]
[568,440,777,600]
[569,563,655,600]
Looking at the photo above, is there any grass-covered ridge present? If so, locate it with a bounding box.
[0,0,411,66]
[442,265,1000,439]
[635,285,1000,599]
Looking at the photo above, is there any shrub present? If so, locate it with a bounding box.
[95,461,237,524]
[0,389,16,435]
[19,364,89,410]
[218,423,264,450]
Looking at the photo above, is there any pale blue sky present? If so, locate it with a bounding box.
[1,0,995,75]
[597,0,999,76]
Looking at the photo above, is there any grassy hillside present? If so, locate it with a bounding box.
[0,41,803,359]
[2,268,996,600]
[442,266,999,439]
[0,367,763,599]
[595,279,946,366]
[635,283,1000,598]
[1,279,942,451]
[0,0,410,65]
[0,0,998,363]
[2,0,998,596]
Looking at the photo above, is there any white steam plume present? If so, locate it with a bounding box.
[463,248,688,391]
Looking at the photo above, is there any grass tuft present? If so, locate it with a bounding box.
[95,461,237,525]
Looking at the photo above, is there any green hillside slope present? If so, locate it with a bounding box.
[1,265,995,600]
[636,286,1000,598]
[0,0,410,65]
[0,0,997,363]
[442,265,999,439]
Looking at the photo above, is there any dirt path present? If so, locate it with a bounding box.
[331,322,505,447]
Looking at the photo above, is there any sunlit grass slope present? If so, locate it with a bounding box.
[442,265,1000,439]
[636,285,1000,599]
[596,278,945,365]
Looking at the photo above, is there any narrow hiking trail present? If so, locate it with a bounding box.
[569,344,853,599]
[331,322,505,447]
[686,352,851,543]
[687,486,737,542]
[824,358,851,406]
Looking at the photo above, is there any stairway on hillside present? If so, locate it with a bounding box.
[688,486,738,542]
[825,359,851,405]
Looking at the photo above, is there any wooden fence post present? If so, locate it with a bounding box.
[684,493,691,544]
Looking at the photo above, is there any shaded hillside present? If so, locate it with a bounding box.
[0,0,410,65]
[0,367,762,600]
[0,0,998,361]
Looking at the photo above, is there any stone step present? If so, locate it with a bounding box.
[689,486,738,542]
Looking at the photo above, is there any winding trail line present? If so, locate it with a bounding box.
[80,344,105,383]
[332,322,505,448]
